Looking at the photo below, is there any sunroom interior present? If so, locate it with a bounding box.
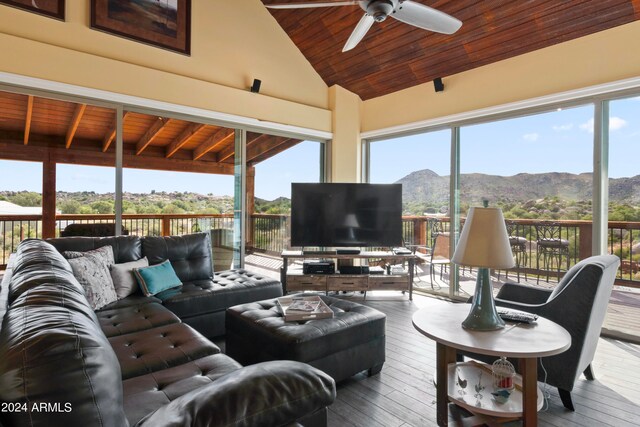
[1,1,640,426]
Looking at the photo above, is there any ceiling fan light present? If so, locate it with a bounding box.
[367,0,395,22]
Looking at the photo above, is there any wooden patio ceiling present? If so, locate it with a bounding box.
[262,0,640,100]
[0,91,302,174]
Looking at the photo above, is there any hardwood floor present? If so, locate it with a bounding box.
[325,293,640,427]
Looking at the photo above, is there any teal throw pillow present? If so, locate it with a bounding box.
[133,260,182,296]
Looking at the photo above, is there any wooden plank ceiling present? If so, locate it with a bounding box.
[262,0,640,100]
[0,91,302,174]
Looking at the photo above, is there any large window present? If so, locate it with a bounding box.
[368,129,451,295]
[245,133,324,267]
[608,97,640,283]
[459,105,595,295]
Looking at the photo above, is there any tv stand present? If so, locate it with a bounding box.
[281,250,415,300]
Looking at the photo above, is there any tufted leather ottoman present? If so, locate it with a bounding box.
[225,295,386,383]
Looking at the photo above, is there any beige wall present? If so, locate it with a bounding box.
[329,85,362,183]
[363,20,640,132]
[0,0,331,131]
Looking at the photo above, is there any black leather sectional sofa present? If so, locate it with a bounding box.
[0,235,336,426]
[48,232,283,338]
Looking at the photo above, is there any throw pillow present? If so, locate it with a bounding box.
[110,257,149,299]
[66,246,118,310]
[133,260,182,297]
[63,245,115,262]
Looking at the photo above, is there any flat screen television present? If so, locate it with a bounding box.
[290,183,403,248]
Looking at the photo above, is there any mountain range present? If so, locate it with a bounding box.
[397,169,640,207]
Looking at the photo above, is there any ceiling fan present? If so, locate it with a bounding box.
[265,0,462,52]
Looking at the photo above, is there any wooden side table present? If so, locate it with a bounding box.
[412,299,571,426]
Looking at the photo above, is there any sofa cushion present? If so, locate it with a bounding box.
[142,233,213,282]
[156,269,283,319]
[111,257,149,299]
[0,240,128,427]
[134,259,183,296]
[8,239,79,304]
[136,361,336,427]
[122,353,242,426]
[48,235,142,264]
[97,301,181,338]
[109,322,220,379]
[67,245,118,310]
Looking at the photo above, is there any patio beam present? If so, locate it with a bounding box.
[216,132,261,163]
[102,111,130,152]
[65,103,87,149]
[248,137,301,165]
[194,128,234,161]
[136,117,172,155]
[0,139,234,175]
[166,122,206,158]
[23,95,33,145]
[42,156,56,239]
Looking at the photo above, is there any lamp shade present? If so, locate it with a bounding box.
[452,207,515,269]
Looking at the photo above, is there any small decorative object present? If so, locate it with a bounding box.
[492,356,516,391]
[491,389,512,404]
[0,0,65,20]
[452,200,515,330]
[91,0,191,55]
[456,368,467,395]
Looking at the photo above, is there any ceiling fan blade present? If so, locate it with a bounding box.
[342,13,375,52]
[392,0,462,34]
[265,1,359,9]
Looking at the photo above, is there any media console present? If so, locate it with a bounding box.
[281,250,416,300]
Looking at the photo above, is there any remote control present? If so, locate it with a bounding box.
[497,308,538,324]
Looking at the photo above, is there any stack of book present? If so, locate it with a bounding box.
[276,295,334,322]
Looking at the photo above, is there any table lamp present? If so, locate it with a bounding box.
[452,205,515,330]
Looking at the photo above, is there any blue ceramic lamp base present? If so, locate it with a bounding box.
[462,267,505,331]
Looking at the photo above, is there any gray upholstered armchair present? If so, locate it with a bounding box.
[463,254,620,411]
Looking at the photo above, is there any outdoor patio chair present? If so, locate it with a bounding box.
[535,221,570,284]
[501,220,528,282]
[428,234,450,288]
[460,254,620,411]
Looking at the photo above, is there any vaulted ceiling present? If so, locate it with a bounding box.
[262,0,640,100]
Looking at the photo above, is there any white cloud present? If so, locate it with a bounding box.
[579,118,594,133]
[580,117,628,133]
[522,133,539,142]
[552,123,573,131]
[610,116,628,131]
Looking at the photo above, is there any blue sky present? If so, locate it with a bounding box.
[1,97,638,200]
[371,97,640,183]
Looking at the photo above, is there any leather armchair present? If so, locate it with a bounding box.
[463,254,620,411]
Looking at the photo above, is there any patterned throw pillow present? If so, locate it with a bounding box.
[66,246,118,310]
[133,260,182,296]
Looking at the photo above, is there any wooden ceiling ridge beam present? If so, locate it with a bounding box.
[65,103,87,149]
[136,117,172,155]
[166,122,206,158]
[193,128,234,161]
[102,111,131,152]
[23,95,33,145]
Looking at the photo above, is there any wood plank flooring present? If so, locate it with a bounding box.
[324,293,640,427]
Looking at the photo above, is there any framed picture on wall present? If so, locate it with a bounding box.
[0,0,65,20]
[91,0,191,55]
